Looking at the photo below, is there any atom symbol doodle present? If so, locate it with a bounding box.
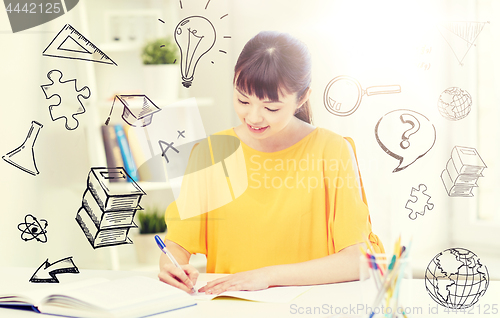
[17,214,48,243]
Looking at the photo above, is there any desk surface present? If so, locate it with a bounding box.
[0,268,498,318]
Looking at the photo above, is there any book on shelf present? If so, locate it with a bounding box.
[123,125,154,182]
[102,124,163,183]
[101,125,126,182]
[114,124,139,182]
[0,276,196,318]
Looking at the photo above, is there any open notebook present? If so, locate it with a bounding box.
[0,276,196,318]
[193,279,311,303]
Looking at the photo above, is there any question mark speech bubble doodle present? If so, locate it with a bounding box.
[375,109,436,173]
[399,113,420,149]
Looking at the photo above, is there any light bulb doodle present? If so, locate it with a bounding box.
[174,16,216,88]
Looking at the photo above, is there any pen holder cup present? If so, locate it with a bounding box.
[359,254,412,318]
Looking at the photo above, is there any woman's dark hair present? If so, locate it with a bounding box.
[233,31,313,124]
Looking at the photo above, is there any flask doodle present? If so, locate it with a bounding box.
[375,109,436,172]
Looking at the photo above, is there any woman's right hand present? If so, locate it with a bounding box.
[158,263,199,294]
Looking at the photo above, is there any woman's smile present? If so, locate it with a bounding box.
[246,122,269,134]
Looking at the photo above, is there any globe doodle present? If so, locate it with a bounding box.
[425,248,489,309]
[437,87,472,121]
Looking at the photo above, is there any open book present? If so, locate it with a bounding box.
[0,276,196,318]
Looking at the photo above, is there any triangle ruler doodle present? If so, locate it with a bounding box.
[437,21,488,66]
[43,24,117,66]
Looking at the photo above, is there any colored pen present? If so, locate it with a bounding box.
[388,254,396,271]
[369,241,411,318]
[362,235,375,255]
[390,240,412,318]
[368,260,402,318]
[155,235,196,294]
[400,245,406,257]
[385,254,397,309]
[365,254,380,288]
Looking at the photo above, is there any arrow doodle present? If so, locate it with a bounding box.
[29,256,79,283]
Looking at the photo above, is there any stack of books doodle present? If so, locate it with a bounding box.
[76,167,146,249]
[441,146,486,197]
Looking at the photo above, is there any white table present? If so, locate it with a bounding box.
[0,268,498,318]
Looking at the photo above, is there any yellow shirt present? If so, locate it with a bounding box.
[165,127,384,274]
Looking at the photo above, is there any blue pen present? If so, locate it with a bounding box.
[155,235,196,294]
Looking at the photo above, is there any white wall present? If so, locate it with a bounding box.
[228,0,446,272]
[228,0,499,277]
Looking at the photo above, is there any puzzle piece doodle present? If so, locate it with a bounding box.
[405,184,434,220]
[41,70,91,130]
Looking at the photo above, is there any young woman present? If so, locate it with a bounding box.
[158,31,384,294]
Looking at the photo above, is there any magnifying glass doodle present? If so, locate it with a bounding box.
[323,75,401,116]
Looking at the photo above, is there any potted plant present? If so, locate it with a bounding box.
[133,206,167,265]
[141,37,180,102]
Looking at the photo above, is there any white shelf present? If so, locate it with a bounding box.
[80,3,214,270]
[79,0,186,272]
[98,97,214,109]
[153,97,214,108]
[99,41,142,52]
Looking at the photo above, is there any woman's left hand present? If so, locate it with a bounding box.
[198,267,274,294]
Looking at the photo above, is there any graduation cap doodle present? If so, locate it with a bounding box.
[105,95,161,127]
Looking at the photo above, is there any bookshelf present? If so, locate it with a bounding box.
[97,97,213,191]
[78,1,214,270]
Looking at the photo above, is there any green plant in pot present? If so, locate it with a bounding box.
[141,38,178,65]
[141,37,180,101]
[137,207,167,234]
[134,207,167,264]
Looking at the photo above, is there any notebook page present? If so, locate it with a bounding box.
[193,280,311,303]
